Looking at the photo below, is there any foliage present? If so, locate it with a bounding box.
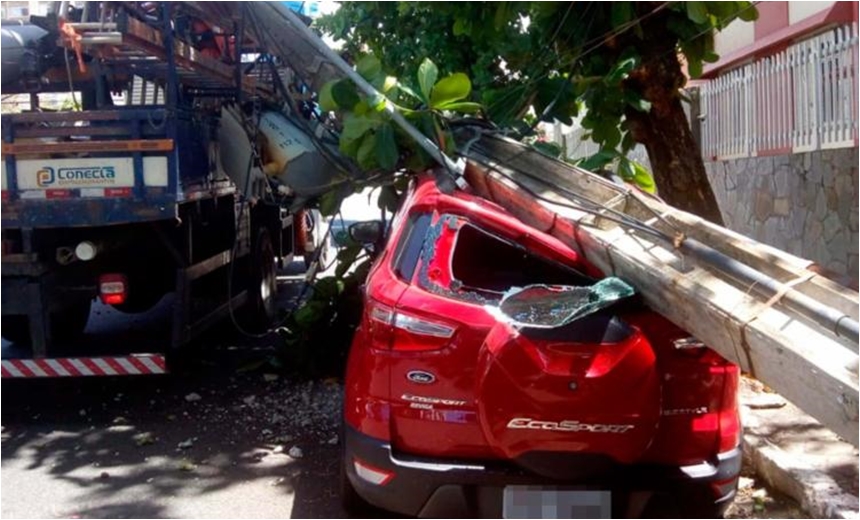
[276,252,371,377]
[317,2,758,193]
[321,55,480,174]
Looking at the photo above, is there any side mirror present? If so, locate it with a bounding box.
[348,220,384,245]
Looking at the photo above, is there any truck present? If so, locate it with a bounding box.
[1,2,335,377]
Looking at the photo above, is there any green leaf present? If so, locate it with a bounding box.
[430,73,471,108]
[335,244,363,278]
[395,82,421,101]
[493,2,509,30]
[621,130,636,153]
[356,132,378,170]
[377,185,400,212]
[356,55,382,81]
[606,56,639,84]
[318,190,343,217]
[631,160,656,193]
[736,2,758,22]
[617,157,634,180]
[532,141,563,158]
[610,3,633,29]
[352,99,370,116]
[319,80,338,112]
[332,80,361,110]
[452,18,469,36]
[417,58,438,104]
[434,101,483,114]
[342,114,380,141]
[687,56,704,78]
[686,1,709,24]
[314,276,344,300]
[579,150,617,171]
[623,91,652,112]
[375,123,399,170]
[294,300,328,327]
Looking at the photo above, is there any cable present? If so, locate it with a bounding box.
[63,48,79,110]
[462,134,677,243]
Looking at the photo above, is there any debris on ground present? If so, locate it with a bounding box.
[133,432,156,446]
[288,446,304,459]
[177,438,195,450]
[184,393,202,403]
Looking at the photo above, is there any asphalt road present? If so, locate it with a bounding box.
[1,260,359,519]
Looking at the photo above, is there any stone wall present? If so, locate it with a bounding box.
[705,148,859,278]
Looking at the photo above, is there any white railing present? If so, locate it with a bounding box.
[701,23,857,160]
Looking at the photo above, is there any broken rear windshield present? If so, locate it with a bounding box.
[417,214,593,304]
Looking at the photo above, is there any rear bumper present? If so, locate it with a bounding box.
[344,425,741,518]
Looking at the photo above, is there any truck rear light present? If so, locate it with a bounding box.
[353,457,393,485]
[99,274,128,305]
[367,299,456,351]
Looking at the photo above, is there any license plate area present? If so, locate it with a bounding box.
[503,486,611,519]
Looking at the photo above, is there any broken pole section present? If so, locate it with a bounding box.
[459,133,859,447]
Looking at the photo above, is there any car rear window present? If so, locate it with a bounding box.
[451,224,590,294]
[416,214,593,304]
[392,212,432,282]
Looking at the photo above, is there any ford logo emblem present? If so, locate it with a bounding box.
[406,370,435,384]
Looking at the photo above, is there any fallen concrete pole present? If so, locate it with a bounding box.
[459,132,859,447]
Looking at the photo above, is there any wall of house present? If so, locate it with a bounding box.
[705,148,859,278]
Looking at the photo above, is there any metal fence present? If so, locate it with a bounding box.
[701,23,858,160]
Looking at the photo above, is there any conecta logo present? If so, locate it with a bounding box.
[36,167,55,187]
[36,165,117,187]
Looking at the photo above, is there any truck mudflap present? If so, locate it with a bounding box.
[1,354,166,378]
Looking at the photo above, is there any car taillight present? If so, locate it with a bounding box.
[674,338,741,453]
[367,299,455,352]
[718,364,742,452]
[99,273,128,305]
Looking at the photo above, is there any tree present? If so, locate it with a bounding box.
[317,2,758,225]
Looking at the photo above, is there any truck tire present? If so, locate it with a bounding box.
[245,228,277,331]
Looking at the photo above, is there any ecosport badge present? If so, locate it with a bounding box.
[507,418,635,434]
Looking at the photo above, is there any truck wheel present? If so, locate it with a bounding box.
[246,228,277,331]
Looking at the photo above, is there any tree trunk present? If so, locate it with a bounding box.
[625,95,724,226]
[623,15,725,226]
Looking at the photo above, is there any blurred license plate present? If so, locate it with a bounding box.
[502,486,611,519]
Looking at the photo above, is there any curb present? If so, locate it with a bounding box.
[741,383,859,519]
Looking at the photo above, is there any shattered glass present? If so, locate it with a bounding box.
[498,277,635,328]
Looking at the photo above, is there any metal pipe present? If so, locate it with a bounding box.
[682,237,858,346]
[66,22,119,30]
[273,5,466,183]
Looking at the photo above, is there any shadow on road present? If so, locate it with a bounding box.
[1,262,353,518]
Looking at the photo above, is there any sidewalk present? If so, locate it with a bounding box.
[740,377,859,519]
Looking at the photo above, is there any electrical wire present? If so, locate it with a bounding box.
[462,134,677,243]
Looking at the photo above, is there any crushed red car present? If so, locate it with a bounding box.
[341,175,741,518]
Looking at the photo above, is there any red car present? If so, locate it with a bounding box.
[341,175,741,518]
